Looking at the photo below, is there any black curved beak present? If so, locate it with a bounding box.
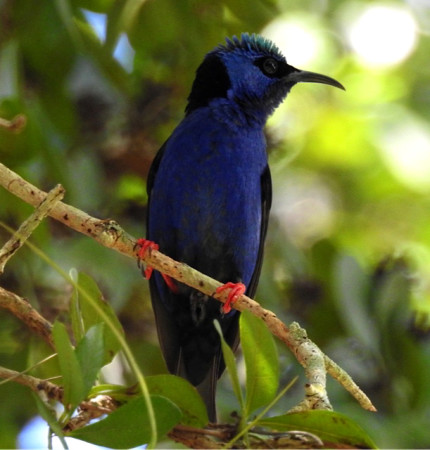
[286,68,345,90]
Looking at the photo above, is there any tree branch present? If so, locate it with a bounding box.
[0,364,325,448]
[0,162,134,253]
[0,114,27,132]
[0,161,376,412]
[62,395,119,433]
[0,366,63,401]
[0,365,119,435]
[0,183,64,274]
[0,286,54,348]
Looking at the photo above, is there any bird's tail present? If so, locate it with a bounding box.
[195,361,218,423]
[177,351,218,423]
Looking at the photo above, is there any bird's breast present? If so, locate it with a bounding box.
[148,111,267,285]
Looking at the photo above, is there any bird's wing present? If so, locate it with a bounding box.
[146,140,183,372]
[221,164,272,356]
[147,141,271,304]
[248,164,272,298]
[146,140,168,198]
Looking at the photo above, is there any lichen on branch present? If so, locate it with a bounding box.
[0,161,376,413]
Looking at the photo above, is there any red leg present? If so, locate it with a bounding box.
[216,282,246,314]
[135,239,178,293]
[161,273,179,294]
[136,238,159,279]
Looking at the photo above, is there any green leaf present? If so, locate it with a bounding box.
[69,395,182,448]
[54,0,82,47]
[240,310,279,415]
[105,0,146,53]
[70,268,84,343]
[258,410,377,449]
[75,323,105,397]
[52,321,85,409]
[213,319,244,410]
[75,272,123,364]
[334,254,378,351]
[146,374,208,427]
[71,0,115,13]
[0,41,20,98]
[33,393,68,449]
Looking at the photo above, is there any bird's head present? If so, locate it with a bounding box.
[186,33,344,123]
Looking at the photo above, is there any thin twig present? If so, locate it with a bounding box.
[0,161,376,412]
[169,424,324,449]
[0,162,134,253]
[0,362,325,448]
[0,184,65,274]
[0,366,63,401]
[324,356,375,412]
[168,427,223,449]
[0,365,118,434]
[0,114,27,132]
[62,395,119,433]
[0,286,54,348]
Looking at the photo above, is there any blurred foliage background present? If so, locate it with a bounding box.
[1,0,430,448]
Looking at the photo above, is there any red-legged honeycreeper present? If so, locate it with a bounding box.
[141,33,344,422]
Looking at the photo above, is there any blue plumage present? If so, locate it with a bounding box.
[144,33,343,421]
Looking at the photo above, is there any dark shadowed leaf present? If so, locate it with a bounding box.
[75,323,105,397]
[146,374,208,427]
[69,395,182,448]
[52,320,85,409]
[333,254,378,351]
[71,0,115,13]
[74,272,123,364]
[33,393,67,448]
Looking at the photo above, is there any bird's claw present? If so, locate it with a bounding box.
[135,238,159,279]
[216,282,246,314]
[135,238,178,292]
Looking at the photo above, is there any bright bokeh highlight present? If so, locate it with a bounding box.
[18,416,110,450]
[82,10,107,42]
[347,4,417,68]
[377,113,430,191]
[263,17,320,67]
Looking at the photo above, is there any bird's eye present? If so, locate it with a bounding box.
[262,58,278,75]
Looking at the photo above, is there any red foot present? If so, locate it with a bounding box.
[136,238,159,279]
[216,282,246,314]
[135,238,178,293]
[161,272,178,293]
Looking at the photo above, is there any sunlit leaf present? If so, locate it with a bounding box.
[240,310,279,415]
[214,319,244,410]
[258,410,377,449]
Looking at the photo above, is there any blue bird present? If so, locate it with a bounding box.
[139,33,344,422]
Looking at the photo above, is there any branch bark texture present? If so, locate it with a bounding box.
[0,162,376,412]
[0,286,54,348]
